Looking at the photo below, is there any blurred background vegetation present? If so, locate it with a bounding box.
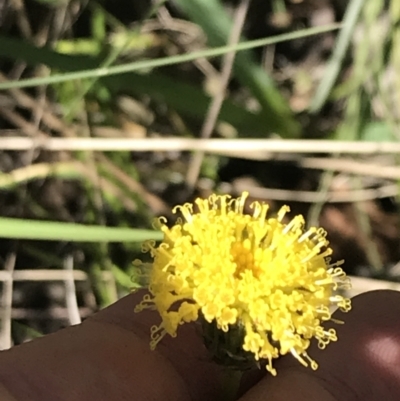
[1,0,400,347]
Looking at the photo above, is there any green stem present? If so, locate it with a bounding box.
[221,369,243,401]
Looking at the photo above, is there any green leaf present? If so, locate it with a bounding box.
[360,121,396,142]
[309,0,371,113]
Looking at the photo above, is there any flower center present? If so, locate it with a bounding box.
[231,238,262,279]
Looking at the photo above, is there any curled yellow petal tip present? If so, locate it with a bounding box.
[135,192,352,375]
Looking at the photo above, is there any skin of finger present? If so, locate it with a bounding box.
[238,290,400,401]
[90,291,264,400]
[0,291,224,401]
[0,384,18,401]
[88,290,225,401]
[0,319,191,401]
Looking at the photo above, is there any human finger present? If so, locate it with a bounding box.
[0,291,224,401]
[238,290,400,401]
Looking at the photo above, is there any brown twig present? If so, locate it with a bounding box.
[185,0,252,189]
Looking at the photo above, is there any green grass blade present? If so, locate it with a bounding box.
[111,264,138,290]
[0,24,341,90]
[0,217,163,242]
[309,0,364,113]
[0,36,267,135]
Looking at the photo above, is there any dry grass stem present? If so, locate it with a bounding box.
[227,180,399,203]
[186,0,251,189]
[2,137,400,154]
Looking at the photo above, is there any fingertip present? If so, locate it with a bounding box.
[239,290,400,401]
[338,289,400,326]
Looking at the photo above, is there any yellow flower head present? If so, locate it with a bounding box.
[135,192,351,375]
